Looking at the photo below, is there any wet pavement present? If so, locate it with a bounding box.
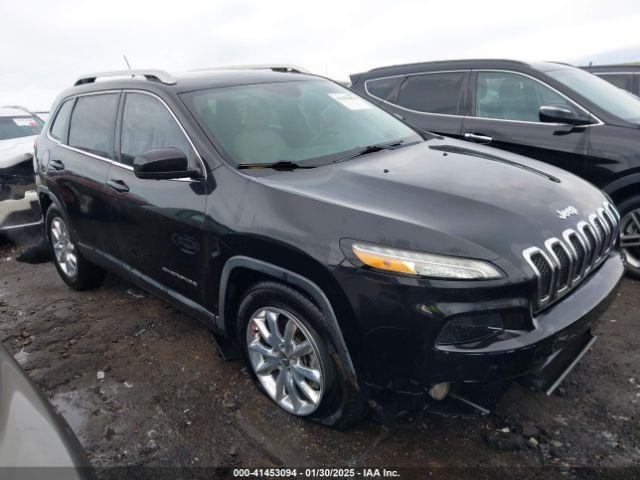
[1,236,639,479]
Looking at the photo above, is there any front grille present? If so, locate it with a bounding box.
[524,201,620,312]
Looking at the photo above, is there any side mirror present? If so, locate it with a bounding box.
[539,105,590,126]
[133,148,199,180]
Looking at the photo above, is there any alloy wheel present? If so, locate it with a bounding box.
[51,217,78,279]
[621,208,640,270]
[246,306,325,416]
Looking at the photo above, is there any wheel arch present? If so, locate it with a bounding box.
[603,173,640,206]
[38,186,64,216]
[217,255,359,385]
[37,186,72,239]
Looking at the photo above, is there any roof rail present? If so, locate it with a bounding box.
[546,61,574,67]
[1,105,39,117]
[367,58,531,73]
[1,105,32,112]
[74,70,177,86]
[194,64,310,74]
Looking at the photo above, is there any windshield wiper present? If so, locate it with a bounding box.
[332,140,405,164]
[237,161,316,170]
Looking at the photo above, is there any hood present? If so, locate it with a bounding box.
[256,137,609,269]
[0,135,35,168]
[0,135,36,151]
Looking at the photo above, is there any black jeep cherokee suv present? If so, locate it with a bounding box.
[350,60,640,278]
[35,67,624,428]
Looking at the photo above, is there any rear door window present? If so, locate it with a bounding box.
[49,99,74,141]
[396,72,466,115]
[68,94,119,158]
[119,93,192,166]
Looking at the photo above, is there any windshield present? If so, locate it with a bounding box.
[0,115,44,141]
[547,68,640,124]
[181,80,421,167]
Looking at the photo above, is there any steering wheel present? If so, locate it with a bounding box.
[308,103,343,147]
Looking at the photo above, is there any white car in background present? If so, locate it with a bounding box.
[0,106,45,169]
[34,111,50,123]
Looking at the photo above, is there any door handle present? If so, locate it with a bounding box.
[107,179,129,193]
[464,133,494,144]
[49,158,65,170]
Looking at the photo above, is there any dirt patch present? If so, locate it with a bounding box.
[1,243,638,479]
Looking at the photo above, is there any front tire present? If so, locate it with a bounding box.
[237,281,366,429]
[46,207,106,290]
[618,195,640,279]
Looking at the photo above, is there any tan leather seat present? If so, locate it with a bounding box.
[233,100,288,164]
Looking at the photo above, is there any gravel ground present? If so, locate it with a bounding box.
[0,239,639,480]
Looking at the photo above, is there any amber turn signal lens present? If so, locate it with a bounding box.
[350,243,503,280]
[352,247,415,274]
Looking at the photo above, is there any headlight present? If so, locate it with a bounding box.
[351,243,503,280]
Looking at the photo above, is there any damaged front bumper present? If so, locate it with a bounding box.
[0,190,43,244]
[362,252,624,419]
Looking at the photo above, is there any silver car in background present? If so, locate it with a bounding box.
[0,343,94,479]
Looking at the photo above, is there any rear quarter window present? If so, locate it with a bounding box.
[365,76,403,101]
[49,99,74,141]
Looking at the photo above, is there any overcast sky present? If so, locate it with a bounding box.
[2,0,640,111]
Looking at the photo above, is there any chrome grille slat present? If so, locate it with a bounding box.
[590,214,606,260]
[524,247,554,305]
[602,204,619,251]
[524,201,620,313]
[580,222,598,269]
[545,238,572,293]
[597,208,611,250]
[563,229,586,284]
[605,201,621,221]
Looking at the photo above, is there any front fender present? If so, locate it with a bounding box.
[218,255,359,385]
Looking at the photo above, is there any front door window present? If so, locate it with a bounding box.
[475,72,573,122]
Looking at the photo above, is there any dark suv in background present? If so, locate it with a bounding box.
[350,60,640,277]
[582,65,640,96]
[35,67,623,427]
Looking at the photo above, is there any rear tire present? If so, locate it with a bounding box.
[45,206,106,290]
[237,281,367,429]
[617,195,640,280]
